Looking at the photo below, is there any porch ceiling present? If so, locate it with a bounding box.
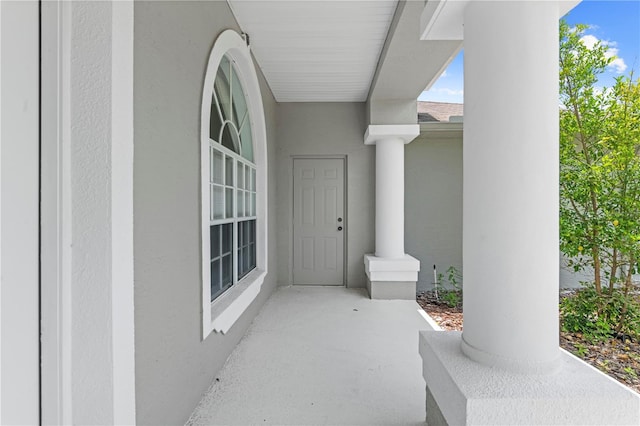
[228,0,398,102]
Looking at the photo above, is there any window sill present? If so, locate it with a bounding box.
[207,268,266,337]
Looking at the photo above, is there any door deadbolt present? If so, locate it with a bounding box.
[337,217,343,222]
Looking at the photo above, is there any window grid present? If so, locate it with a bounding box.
[209,141,257,302]
[237,219,257,280]
[210,223,233,301]
[209,141,257,224]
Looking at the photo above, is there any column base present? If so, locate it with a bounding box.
[419,331,640,425]
[364,254,420,300]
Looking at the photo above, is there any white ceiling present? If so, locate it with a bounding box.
[228,0,399,102]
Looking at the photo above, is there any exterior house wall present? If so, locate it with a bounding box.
[559,257,640,289]
[560,255,593,288]
[406,129,594,291]
[133,2,278,424]
[406,131,463,292]
[276,103,374,288]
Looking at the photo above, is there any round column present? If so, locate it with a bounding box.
[375,137,406,259]
[461,0,560,371]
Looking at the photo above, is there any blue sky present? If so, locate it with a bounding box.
[418,0,640,104]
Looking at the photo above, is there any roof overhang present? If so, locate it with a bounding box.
[420,0,583,41]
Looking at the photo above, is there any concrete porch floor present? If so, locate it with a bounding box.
[187,286,433,425]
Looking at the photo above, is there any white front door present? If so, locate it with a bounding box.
[293,158,345,285]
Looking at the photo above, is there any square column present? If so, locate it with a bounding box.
[363,125,420,299]
[38,2,137,424]
[419,1,640,424]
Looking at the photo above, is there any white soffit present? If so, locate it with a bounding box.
[228,0,398,102]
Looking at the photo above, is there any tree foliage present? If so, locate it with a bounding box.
[559,19,640,339]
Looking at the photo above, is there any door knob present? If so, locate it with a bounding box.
[338,226,343,231]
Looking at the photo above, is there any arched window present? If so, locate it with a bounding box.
[201,30,267,338]
[208,53,257,300]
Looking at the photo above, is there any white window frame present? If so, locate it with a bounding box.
[200,30,268,339]
[209,142,257,299]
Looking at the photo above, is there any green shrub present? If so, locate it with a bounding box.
[436,266,462,308]
[437,290,459,308]
[560,284,640,342]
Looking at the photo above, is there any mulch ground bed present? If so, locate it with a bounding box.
[417,291,463,331]
[417,290,640,394]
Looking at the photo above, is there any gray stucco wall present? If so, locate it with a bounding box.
[406,130,593,292]
[560,254,593,289]
[276,103,374,288]
[406,131,463,293]
[133,2,278,424]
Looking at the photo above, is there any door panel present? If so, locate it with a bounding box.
[293,159,345,285]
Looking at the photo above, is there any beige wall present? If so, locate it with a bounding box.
[276,103,374,288]
[406,130,463,292]
[133,2,278,424]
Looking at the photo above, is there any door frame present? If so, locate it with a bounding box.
[290,155,348,287]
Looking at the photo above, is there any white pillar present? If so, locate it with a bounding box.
[419,2,640,424]
[461,0,560,371]
[374,138,406,258]
[363,125,420,299]
[365,125,420,258]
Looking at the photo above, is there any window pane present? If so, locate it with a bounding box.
[237,247,244,278]
[209,147,214,183]
[212,150,223,184]
[210,93,223,142]
[210,186,214,221]
[213,185,224,220]
[245,166,251,191]
[225,188,233,219]
[237,163,244,189]
[250,220,256,244]
[215,56,231,124]
[231,125,242,154]
[240,119,254,162]
[225,155,234,186]
[251,168,256,192]
[243,246,249,274]
[237,220,256,280]
[245,192,251,217]
[211,259,221,301]
[249,243,255,270]
[241,221,247,245]
[222,254,232,287]
[249,220,256,269]
[221,123,241,154]
[222,223,232,256]
[210,225,220,259]
[251,192,256,217]
[231,65,248,128]
[237,190,244,217]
